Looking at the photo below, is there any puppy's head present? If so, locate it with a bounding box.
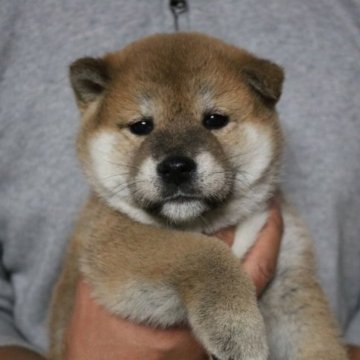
[71,33,283,226]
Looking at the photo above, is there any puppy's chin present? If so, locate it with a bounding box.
[160,200,208,223]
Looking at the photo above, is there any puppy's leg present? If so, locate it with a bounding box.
[175,244,268,360]
[256,201,348,359]
[261,270,348,360]
[80,206,268,360]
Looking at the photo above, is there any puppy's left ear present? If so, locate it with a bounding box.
[242,58,284,107]
[69,57,110,110]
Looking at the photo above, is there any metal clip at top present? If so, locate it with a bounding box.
[169,0,188,31]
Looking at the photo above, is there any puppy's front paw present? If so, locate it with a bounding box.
[193,304,268,360]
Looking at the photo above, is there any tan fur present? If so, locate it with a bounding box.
[49,33,348,359]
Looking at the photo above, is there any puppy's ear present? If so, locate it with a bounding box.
[69,57,110,109]
[242,58,284,107]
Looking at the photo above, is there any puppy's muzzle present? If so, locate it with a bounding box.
[157,155,196,186]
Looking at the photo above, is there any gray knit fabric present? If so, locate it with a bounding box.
[0,0,359,354]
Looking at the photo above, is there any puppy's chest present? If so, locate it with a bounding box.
[231,210,269,259]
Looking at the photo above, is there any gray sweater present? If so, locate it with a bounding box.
[0,0,359,355]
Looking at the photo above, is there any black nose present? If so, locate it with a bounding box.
[157,155,196,185]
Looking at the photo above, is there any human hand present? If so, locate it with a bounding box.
[65,279,208,360]
[65,198,283,359]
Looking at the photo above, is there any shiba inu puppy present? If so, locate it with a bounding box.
[49,33,348,359]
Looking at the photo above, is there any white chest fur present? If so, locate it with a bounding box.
[231,210,269,259]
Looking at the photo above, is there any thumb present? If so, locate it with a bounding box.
[242,199,283,295]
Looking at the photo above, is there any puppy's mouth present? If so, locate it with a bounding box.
[142,190,228,224]
[162,193,203,203]
[145,198,206,224]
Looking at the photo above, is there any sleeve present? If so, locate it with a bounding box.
[0,247,40,353]
[0,3,42,354]
[345,308,360,347]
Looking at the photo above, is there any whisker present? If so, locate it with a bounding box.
[225,147,262,163]
[101,172,132,181]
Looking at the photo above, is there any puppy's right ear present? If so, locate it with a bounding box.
[69,57,110,110]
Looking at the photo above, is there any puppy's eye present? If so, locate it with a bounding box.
[129,118,154,136]
[203,113,229,130]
